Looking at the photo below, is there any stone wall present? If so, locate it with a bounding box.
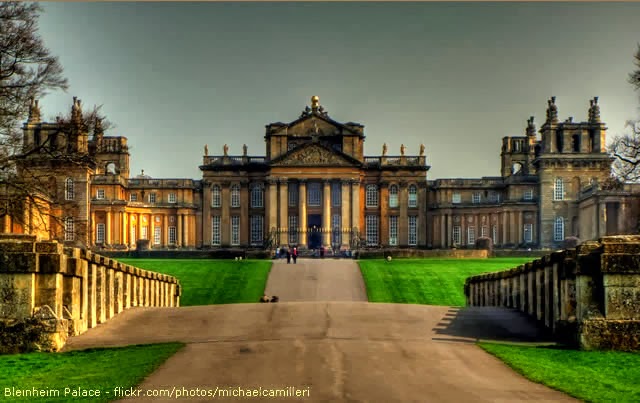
[464,235,640,350]
[0,234,180,353]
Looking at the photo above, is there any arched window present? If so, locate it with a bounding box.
[106,162,117,175]
[408,185,418,208]
[365,184,378,208]
[250,184,263,208]
[554,216,565,241]
[65,178,74,200]
[388,185,399,208]
[230,184,240,208]
[554,178,564,201]
[211,185,221,208]
[64,217,74,241]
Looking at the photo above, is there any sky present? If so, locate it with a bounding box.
[35,2,640,180]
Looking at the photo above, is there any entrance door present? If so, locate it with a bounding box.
[307,214,322,249]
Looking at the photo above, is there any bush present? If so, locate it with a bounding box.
[563,237,581,249]
[475,237,493,252]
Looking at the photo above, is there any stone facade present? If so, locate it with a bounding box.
[1,95,637,251]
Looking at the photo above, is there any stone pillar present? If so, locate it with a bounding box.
[163,214,169,247]
[136,213,141,244]
[527,267,535,316]
[177,214,183,247]
[536,267,545,322]
[184,214,190,247]
[268,179,278,240]
[90,211,96,246]
[341,180,351,249]
[518,211,524,244]
[380,183,389,246]
[150,215,156,248]
[299,180,307,246]
[399,183,408,246]
[106,210,112,245]
[323,180,331,247]
[446,214,452,248]
[87,263,97,328]
[240,182,249,246]
[221,184,230,246]
[96,263,106,324]
[121,212,127,246]
[279,179,288,245]
[502,211,508,245]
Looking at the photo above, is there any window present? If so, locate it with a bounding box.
[408,216,417,246]
[231,216,240,246]
[467,227,476,245]
[452,192,461,204]
[331,182,341,207]
[168,193,177,203]
[332,214,341,245]
[65,178,74,200]
[481,226,488,238]
[389,216,398,246]
[365,215,378,246]
[97,189,105,200]
[389,185,399,208]
[149,193,157,203]
[365,185,378,208]
[524,223,533,243]
[472,192,481,204]
[64,217,74,241]
[524,189,534,201]
[212,216,221,246]
[288,183,298,207]
[153,227,161,245]
[130,193,137,202]
[288,215,298,244]
[250,184,263,208]
[288,142,296,151]
[491,225,498,245]
[96,223,105,244]
[453,226,461,245]
[141,226,148,240]
[130,227,136,245]
[554,217,564,241]
[250,215,263,246]
[212,185,221,207]
[308,183,321,206]
[332,143,342,152]
[554,178,564,201]
[169,226,177,244]
[488,191,500,203]
[408,185,418,208]
[231,184,240,208]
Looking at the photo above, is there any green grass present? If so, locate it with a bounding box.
[117,259,272,306]
[359,258,532,306]
[479,343,640,402]
[0,343,184,402]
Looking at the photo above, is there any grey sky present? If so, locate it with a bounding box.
[36,2,640,180]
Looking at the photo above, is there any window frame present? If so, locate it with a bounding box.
[408,216,417,246]
[554,217,564,241]
[96,223,105,244]
[212,185,221,208]
[64,217,74,241]
[250,184,264,208]
[408,185,418,208]
[365,215,379,246]
[250,215,263,246]
[212,216,221,246]
[96,189,105,200]
[168,193,177,204]
[65,178,74,201]
[452,192,461,204]
[389,185,399,208]
[231,216,240,246]
[554,178,564,201]
[365,184,378,208]
[231,184,240,208]
[389,215,398,246]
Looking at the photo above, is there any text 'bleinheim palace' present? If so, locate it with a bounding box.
[3,95,637,251]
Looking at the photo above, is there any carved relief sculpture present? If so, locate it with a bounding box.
[279,144,348,166]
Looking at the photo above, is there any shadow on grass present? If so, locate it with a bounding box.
[431,306,558,345]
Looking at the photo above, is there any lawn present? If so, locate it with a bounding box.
[479,343,640,402]
[358,258,532,306]
[0,343,184,402]
[117,259,272,306]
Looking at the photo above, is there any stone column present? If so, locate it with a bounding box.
[447,214,452,248]
[150,215,156,248]
[351,179,361,236]
[90,211,96,245]
[163,214,169,247]
[399,183,408,246]
[136,213,141,243]
[380,182,389,246]
[106,210,112,245]
[121,212,127,246]
[279,178,288,245]
[299,180,307,246]
[323,180,331,247]
[268,179,278,240]
[502,211,508,245]
[518,211,524,244]
[177,214,183,247]
[341,180,351,249]
[240,182,249,246]
[221,184,230,246]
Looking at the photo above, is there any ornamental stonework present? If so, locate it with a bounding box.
[277,144,350,166]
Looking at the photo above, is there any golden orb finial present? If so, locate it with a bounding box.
[311,95,320,111]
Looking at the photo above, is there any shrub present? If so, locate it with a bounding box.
[475,236,493,251]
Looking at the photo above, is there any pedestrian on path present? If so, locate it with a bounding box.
[292,247,297,264]
[286,249,291,263]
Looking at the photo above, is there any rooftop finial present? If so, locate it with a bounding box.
[589,96,601,123]
[526,116,536,136]
[546,96,558,124]
[311,95,320,112]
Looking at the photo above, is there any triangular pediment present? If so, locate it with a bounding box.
[271,142,361,167]
[272,114,360,137]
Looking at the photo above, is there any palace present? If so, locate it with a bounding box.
[2,95,638,251]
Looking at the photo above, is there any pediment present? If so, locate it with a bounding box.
[271,143,360,167]
[272,114,358,137]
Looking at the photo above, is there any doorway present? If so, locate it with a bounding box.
[307,214,322,249]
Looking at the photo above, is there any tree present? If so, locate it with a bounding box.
[609,44,640,182]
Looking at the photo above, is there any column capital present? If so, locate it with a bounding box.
[298,178,307,184]
[350,178,361,185]
[323,179,331,185]
[279,178,289,183]
[266,178,278,185]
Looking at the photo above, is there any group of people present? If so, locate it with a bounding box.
[276,246,298,263]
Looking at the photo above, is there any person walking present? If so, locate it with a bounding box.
[286,248,291,264]
[292,247,297,264]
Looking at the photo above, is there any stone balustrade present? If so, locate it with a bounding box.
[0,234,180,353]
[464,235,640,350]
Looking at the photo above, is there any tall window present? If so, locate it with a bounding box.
[389,216,398,246]
[481,226,488,238]
[65,178,74,200]
[96,223,105,243]
[250,215,263,246]
[452,192,461,204]
[408,216,417,246]
[149,193,157,203]
[472,192,481,204]
[365,215,378,246]
[332,214,341,245]
[130,227,136,245]
[308,183,321,206]
[452,226,461,245]
[491,225,498,245]
[288,215,298,244]
[250,184,263,208]
[231,216,240,246]
[153,227,161,245]
[554,217,564,241]
[524,223,533,243]
[141,226,148,240]
[64,217,74,241]
[168,193,177,203]
[365,185,378,207]
[388,185,399,208]
[524,189,534,201]
[467,227,476,245]
[408,185,418,208]
[554,178,564,201]
[212,216,221,246]
[231,184,240,208]
[331,182,341,207]
[212,185,221,208]
[169,226,177,244]
[288,183,298,207]
[130,193,137,202]
[97,189,105,200]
